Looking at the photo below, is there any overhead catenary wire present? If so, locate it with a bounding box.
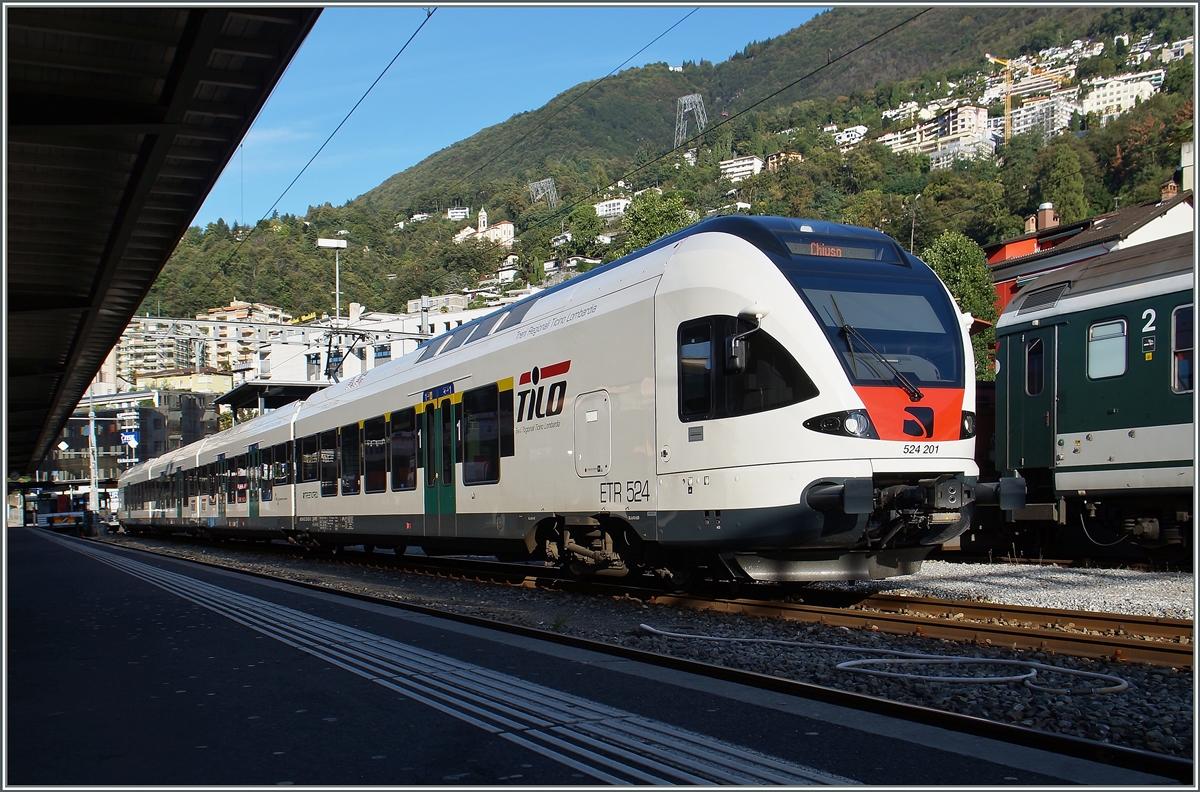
[471,8,934,263]
[434,8,700,212]
[204,7,439,287]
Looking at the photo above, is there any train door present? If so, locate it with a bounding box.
[423,396,457,537]
[248,447,260,519]
[217,459,227,519]
[175,470,184,519]
[1007,325,1057,470]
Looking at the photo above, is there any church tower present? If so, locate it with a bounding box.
[477,207,488,233]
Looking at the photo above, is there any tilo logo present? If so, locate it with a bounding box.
[517,360,570,422]
[903,406,935,438]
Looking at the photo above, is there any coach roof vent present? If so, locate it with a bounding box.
[1017,282,1069,314]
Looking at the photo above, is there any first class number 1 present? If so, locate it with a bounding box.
[600,480,650,503]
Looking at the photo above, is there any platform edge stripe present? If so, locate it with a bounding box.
[372,677,506,735]
[597,715,860,785]
[521,727,674,785]
[462,664,633,719]
[433,668,614,724]
[544,723,717,785]
[497,731,636,786]
[572,720,797,785]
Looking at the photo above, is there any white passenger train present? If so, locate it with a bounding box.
[118,216,1021,582]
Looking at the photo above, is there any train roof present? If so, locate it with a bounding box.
[997,232,1195,331]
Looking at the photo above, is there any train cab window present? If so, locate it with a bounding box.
[341,424,361,496]
[462,385,500,485]
[319,430,338,497]
[1172,305,1193,393]
[679,321,713,418]
[261,447,274,502]
[235,454,248,503]
[1088,319,1127,379]
[273,442,292,486]
[391,408,418,491]
[363,416,387,494]
[1025,338,1044,396]
[678,316,817,421]
[721,318,817,416]
[301,434,319,483]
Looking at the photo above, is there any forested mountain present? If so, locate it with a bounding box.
[142,6,1193,321]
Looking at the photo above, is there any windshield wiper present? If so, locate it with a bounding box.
[840,323,925,402]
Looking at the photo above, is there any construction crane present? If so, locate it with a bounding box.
[986,53,1072,143]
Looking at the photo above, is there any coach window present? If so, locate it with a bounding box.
[364,416,387,494]
[391,408,418,491]
[1173,305,1193,393]
[319,429,338,497]
[1025,338,1044,396]
[235,454,248,503]
[679,320,714,419]
[341,424,361,496]
[1088,319,1127,379]
[301,434,319,483]
[261,446,274,502]
[273,442,292,486]
[441,401,455,487]
[462,385,500,485]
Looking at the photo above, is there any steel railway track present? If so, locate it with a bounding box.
[88,531,1193,783]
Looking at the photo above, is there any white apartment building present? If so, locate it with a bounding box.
[833,125,868,150]
[406,294,468,314]
[1081,70,1162,123]
[879,105,991,160]
[594,197,632,218]
[1160,38,1193,63]
[194,300,292,373]
[718,155,764,183]
[985,88,1080,143]
[446,206,471,221]
[928,137,996,170]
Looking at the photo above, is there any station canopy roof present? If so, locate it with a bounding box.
[6,7,321,476]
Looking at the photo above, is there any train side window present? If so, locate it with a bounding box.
[319,430,338,497]
[364,416,387,493]
[1087,319,1127,379]
[391,408,418,491]
[273,442,291,486]
[261,447,274,502]
[462,384,500,485]
[301,435,318,482]
[720,318,818,416]
[1025,338,1044,396]
[235,454,248,503]
[679,320,714,419]
[1172,305,1193,393]
[340,424,360,496]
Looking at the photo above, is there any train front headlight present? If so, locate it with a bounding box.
[960,411,977,439]
[803,409,879,439]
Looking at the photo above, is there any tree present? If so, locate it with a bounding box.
[565,204,602,257]
[617,192,695,255]
[1037,142,1088,224]
[920,231,999,380]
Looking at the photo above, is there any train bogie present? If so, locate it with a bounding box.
[120,216,1018,582]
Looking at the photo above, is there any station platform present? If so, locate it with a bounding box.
[6,527,1176,786]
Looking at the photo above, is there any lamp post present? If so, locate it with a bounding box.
[909,193,921,253]
[316,238,348,319]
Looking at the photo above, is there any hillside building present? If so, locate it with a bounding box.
[453,207,515,248]
[594,197,632,218]
[879,105,991,167]
[718,155,764,183]
[1080,70,1163,124]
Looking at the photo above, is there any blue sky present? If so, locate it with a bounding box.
[193,5,826,228]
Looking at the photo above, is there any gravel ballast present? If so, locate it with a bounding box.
[95,534,1194,760]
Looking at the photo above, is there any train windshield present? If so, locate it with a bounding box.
[787,271,964,389]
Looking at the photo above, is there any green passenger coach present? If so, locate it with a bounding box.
[994,231,1194,557]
